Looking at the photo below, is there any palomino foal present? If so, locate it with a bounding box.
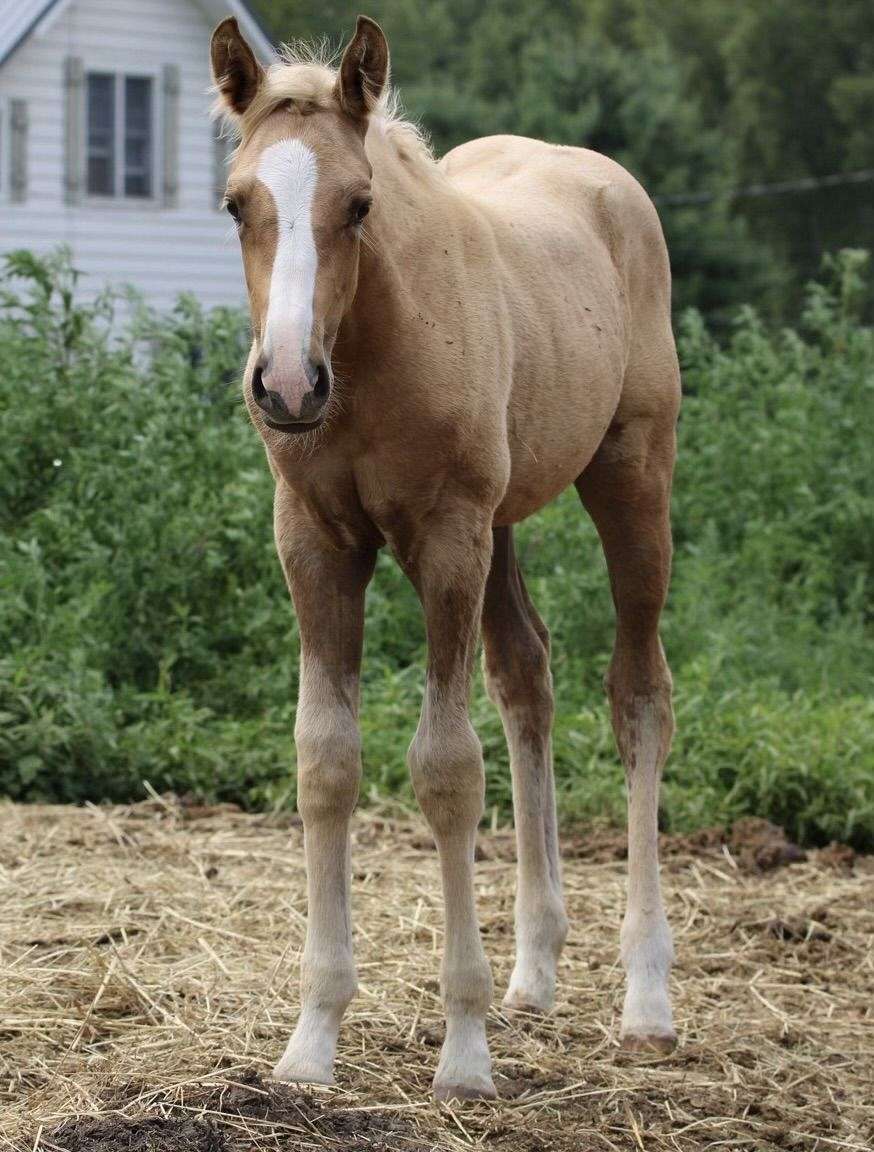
[211,15,681,1101]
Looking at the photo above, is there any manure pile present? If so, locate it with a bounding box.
[1,798,871,1151]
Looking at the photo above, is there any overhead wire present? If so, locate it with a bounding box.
[652,168,874,207]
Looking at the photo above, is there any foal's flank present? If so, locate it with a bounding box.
[211,13,681,1101]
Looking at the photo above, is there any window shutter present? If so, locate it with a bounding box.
[63,56,84,204]
[162,64,180,207]
[10,99,28,202]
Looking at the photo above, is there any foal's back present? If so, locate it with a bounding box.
[440,135,677,524]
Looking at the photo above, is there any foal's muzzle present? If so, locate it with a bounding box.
[251,358,331,432]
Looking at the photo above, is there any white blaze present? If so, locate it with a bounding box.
[256,139,319,378]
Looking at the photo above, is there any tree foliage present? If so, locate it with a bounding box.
[251,0,874,320]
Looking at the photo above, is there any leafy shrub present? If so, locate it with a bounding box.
[1,249,872,847]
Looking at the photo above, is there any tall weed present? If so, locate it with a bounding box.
[1,250,872,847]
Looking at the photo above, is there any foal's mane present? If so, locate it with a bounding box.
[216,40,435,171]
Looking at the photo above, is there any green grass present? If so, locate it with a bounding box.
[1,249,872,848]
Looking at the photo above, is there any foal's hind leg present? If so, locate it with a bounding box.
[482,527,568,1012]
[575,413,678,1052]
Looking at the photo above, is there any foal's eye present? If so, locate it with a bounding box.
[225,198,241,224]
[350,199,371,226]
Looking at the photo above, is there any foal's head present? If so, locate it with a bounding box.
[211,17,389,431]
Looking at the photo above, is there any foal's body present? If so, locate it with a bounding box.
[212,16,679,1101]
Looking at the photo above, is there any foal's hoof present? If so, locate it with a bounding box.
[619,1030,677,1055]
[502,968,556,1014]
[271,1055,335,1086]
[433,1077,497,1103]
[502,988,552,1014]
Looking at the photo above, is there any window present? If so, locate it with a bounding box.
[86,73,114,195]
[124,77,153,197]
[86,72,154,198]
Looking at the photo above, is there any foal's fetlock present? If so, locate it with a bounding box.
[503,947,564,1013]
[273,962,356,1086]
[503,895,567,1012]
[273,1004,344,1085]
[432,957,495,1100]
[503,960,556,1013]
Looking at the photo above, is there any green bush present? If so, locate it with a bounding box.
[1,249,872,847]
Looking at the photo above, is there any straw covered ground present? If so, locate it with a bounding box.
[1,797,872,1152]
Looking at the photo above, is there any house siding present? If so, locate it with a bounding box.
[0,0,250,312]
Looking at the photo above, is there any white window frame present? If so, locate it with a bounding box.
[83,68,162,207]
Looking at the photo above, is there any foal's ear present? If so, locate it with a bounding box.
[211,17,264,117]
[335,16,389,122]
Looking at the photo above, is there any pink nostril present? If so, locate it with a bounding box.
[251,361,291,420]
[250,357,331,427]
[252,362,268,406]
[312,363,330,401]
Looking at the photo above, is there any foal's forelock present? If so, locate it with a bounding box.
[256,139,320,379]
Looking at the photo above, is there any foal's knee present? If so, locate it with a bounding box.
[408,719,485,834]
[295,708,361,822]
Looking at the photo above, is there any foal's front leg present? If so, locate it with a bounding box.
[405,512,496,1101]
[272,499,376,1085]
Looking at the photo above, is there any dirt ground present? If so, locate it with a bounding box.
[1,798,871,1151]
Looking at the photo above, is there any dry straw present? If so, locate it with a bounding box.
[0,797,871,1150]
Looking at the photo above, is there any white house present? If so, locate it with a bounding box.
[0,0,274,311]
